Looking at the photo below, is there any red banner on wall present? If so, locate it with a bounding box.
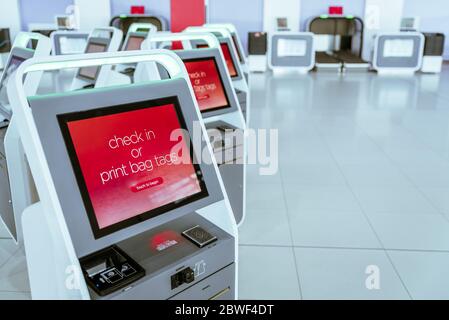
[170,0,205,32]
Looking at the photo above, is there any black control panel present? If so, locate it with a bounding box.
[182,225,217,248]
[80,245,145,297]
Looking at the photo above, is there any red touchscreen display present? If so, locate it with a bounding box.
[184,58,230,113]
[220,43,238,78]
[63,102,205,235]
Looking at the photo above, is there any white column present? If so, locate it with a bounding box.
[74,0,112,31]
[263,0,301,33]
[363,0,405,61]
[0,0,21,40]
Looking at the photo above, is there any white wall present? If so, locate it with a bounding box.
[403,0,449,59]
[362,0,404,61]
[74,0,111,31]
[263,0,301,33]
[0,0,21,40]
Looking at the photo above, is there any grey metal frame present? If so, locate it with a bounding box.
[270,34,314,68]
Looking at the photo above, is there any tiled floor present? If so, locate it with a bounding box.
[2,67,449,300]
[239,66,449,300]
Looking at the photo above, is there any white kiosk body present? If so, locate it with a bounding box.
[9,50,238,300]
[373,32,425,75]
[143,32,247,226]
[184,26,250,124]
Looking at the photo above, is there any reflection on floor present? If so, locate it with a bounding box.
[239,66,449,300]
[1,66,449,299]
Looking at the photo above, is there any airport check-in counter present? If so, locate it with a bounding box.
[308,15,370,72]
[268,32,315,73]
[142,32,247,226]
[373,32,425,75]
[41,27,126,95]
[10,50,238,300]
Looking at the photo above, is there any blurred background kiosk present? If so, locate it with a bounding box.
[185,26,250,123]
[0,32,51,244]
[70,27,127,90]
[373,32,425,76]
[10,50,238,300]
[51,30,89,56]
[268,32,315,73]
[204,23,249,80]
[115,23,158,77]
[307,15,370,72]
[142,32,247,226]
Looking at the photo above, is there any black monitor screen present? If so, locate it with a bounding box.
[125,35,145,51]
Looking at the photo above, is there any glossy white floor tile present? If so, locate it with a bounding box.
[368,214,449,251]
[352,186,439,215]
[294,248,410,300]
[388,251,449,300]
[420,187,449,215]
[0,248,29,293]
[246,182,286,211]
[0,291,31,300]
[283,185,361,214]
[288,211,381,249]
[0,222,11,239]
[239,209,292,246]
[238,246,301,300]
[0,240,19,267]
[239,66,449,300]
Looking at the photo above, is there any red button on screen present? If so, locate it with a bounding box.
[131,177,164,193]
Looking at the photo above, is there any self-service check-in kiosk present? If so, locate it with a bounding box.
[115,23,158,77]
[71,27,128,91]
[184,26,250,124]
[110,14,168,34]
[142,32,247,226]
[51,30,89,56]
[204,24,249,80]
[268,32,315,73]
[373,32,425,75]
[0,33,51,243]
[9,50,238,300]
[121,23,157,51]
